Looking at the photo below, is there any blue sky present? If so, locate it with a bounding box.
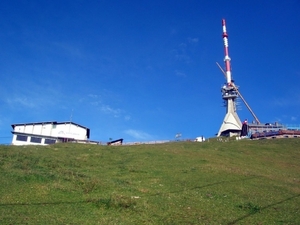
[0,0,299,144]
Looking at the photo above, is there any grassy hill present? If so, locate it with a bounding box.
[0,138,299,224]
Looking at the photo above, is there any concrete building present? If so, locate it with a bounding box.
[11,121,90,145]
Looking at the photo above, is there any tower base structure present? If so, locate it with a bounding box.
[217,97,242,137]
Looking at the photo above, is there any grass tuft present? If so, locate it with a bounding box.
[238,202,262,214]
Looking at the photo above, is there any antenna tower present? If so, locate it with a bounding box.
[217,19,242,137]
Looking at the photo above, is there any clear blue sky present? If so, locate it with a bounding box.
[0,0,299,144]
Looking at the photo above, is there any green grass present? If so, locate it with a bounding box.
[0,138,299,224]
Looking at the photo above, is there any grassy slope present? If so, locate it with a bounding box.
[0,138,299,224]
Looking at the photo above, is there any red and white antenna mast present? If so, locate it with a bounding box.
[222,19,232,85]
[217,19,261,125]
[217,19,242,137]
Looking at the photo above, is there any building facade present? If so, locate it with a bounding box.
[11,121,90,145]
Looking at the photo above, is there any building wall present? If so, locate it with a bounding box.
[12,134,56,146]
[53,123,88,139]
[11,122,89,146]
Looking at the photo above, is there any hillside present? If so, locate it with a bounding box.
[0,138,299,224]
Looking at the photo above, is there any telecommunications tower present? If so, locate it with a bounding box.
[217,19,242,137]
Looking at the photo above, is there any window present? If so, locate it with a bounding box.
[30,137,42,143]
[52,124,56,129]
[45,139,56,144]
[16,135,28,142]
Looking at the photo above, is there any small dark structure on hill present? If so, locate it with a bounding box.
[107,138,123,146]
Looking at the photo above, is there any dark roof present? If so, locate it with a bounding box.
[107,138,123,145]
[11,121,90,138]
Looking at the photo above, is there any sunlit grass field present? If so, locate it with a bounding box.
[0,138,299,224]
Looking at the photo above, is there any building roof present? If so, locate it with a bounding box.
[11,121,90,138]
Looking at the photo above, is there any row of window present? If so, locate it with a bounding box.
[16,135,56,144]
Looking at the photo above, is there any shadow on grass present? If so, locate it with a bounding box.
[0,200,90,206]
[227,194,300,225]
[0,197,136,210]
[0,176,258,207]
[146,176,260,196]
[1,176,298,224]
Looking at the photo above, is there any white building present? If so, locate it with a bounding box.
[195,136,205,142]
[11,121,90,146]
